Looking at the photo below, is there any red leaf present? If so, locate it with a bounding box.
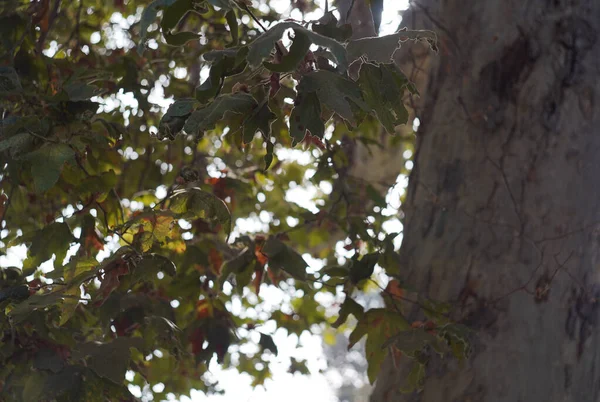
[209,248,223,275]
[189,327,205,355]
[94,260,129,306]
[253,268,264,295]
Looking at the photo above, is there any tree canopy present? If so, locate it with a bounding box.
[0,0,467,400]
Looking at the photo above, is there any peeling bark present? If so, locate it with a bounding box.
[370,1,600,401]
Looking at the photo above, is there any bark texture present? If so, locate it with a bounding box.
[371,1,600,401]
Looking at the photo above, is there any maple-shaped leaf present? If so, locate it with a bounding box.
[73,338,143,384]
[22,222,76,274]
[246,22,347,72]
[349,252,379,284]
[348,308,410,383]
[311,12,352,42]
[332,295,364,328]
[358,62,412,133]
[138,0,178,55]
[23,143,75,193]
[297,70,367,127]
[169,187,232,239]
[260,237,308,280]
[94,259,129,306]
[195,48,248,104]
[158,98,197,140]
[184,93,257,139]
[289,90,324,146]
[259,333,278,355]
[346,28,438,64]
[242,102,277,144]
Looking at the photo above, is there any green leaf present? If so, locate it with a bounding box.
[348,308,410,383]
[195,50,247,104]
[23,143,75,193]
[218,247,255,288]
[158,98,197,140]
[346,28,437,64]
[349,252,378,284]
[132,254,177,282]
[164,31,200,46]
[8,291,65,322]
[22,372,47,402]
[289,90,324,145]
[247,22,348,72]
[298,70,367,126]
[0,285,30,304]
[184,93,257,138]
[401,362,426,393]
[259,333,278,355]
[0,66,22,94]
[169,187,232,238]
[311,12,352,42]
[23,222,76,273]
[75,338,143,384]
[332,296,364,328]
[63,81,103,101]
[358,62,411,133]
[225,9,239,46]
[263,29,311,73]
[242,102,277,144]
[261,237,308,280]
[264,139,275,170]
[161,0,207,31]
[138,0,178,55]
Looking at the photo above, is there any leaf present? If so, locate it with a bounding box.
[0,66,22,93]
[346,28,438,64]
[75,337,143,384]
[169,187,232,238]
[263,28,311,72]
[247,22,348,72]
[225,9,238,45]
[242,102,277,144]
[264,139,274,170]
[63,81,103,101]
[311,12,352,42]
[158,98,197,140]
[261,237,308,280]
[349,252,379,284]
[164,31,200,46]
[358,62,411,133]
[184,93,257,138]
[161,0,207,31]
[298,70,367,126]
[332,296,364,328]
[132,254,177,282]
[138,0,178,55]
[348,308,410,383]
[218,247,255,289]
[0,285,29,304]
[401,362,426,393]
[94,259,129,306]
[289,90,324,146]
[23,222,76,272]
[23,143,75,193]
[8,291,65,322]
[259,333,278,356]
[195,48,248,104]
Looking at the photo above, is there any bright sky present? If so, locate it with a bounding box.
[0,0,408,401]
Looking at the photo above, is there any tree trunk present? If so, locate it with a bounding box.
[371,1,600,401]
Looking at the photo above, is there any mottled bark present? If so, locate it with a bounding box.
[371,1,600,401]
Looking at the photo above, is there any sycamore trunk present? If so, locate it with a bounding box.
[370,1,600,401]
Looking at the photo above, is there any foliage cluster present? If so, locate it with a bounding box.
[0,0,467,400]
